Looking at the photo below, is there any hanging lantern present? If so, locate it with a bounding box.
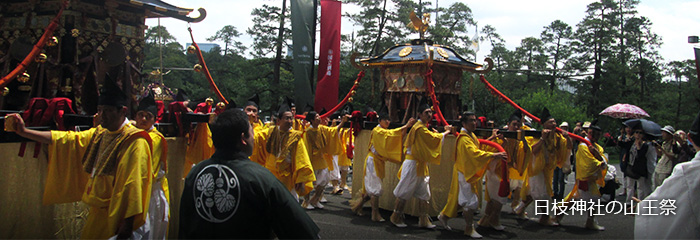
[35,53,47,63]
[71,29,80,37]
[17,72,30,83]
[2,87,8,96]
[193,64,203,72]
[47,36,58,47]
[187,45,196,54]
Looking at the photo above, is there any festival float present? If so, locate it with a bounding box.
[0,0,203,238]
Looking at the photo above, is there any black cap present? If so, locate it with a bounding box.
[342,103,353,115]
[175,89,189,102]
[303,103,314,113]
[98,76,127,107]
[285,96,296,108]
[417,96,431,113]
[277,101,291,117]
[539,107,553,123]
[378,104,390,120]
[245,94,259,109]
[319,108,328,116]
[589,119,601,131]
[508,109,523,123]
[137,93,158,117]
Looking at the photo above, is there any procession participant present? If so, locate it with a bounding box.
[390,97,453,228]
[288,97,306,131]
[5,80,153,239]
[555,120,607,230]
[251,102,315,200]
[502,110,532,214]
[194,97,214,114]
[134,93,170,239]
[244,94,264,131]
[479,111,531,230]
[351,105,416,222]
[330,105,353,195]
[634,111,700,239]
[514,107,572,226]
[179,109,320,239]
[437,112,506,238]
[301,110,348,209]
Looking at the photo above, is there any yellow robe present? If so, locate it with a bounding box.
[521,132,570,198]
[401,120,443,177]
[304,125,338,171]
[293,118,305,131]
[260,126,316,195]
[565,142,607,201]
[441,130,494,218]
[46,124,153,239]
[336,128,353,167]
[357,126,405,196]
[147,128,170,209]
[183,123,215,177]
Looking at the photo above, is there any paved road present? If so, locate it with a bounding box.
[305,171,636,239]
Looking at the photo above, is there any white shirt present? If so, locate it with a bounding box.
[634,150,700,239]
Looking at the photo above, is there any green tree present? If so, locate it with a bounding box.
[540,20,574,93]
[207,25,247,57]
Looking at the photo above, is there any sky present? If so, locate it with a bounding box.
[146,0,700,63]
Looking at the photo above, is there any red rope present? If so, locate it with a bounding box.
[0,0,69,89]
[478,75,591,146]
[424,69,449,126]
[319,71,365,119]
[188,27,228,105]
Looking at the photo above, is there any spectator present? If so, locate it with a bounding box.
[634,111,700,239]
[179,109,320,239]
[653,125,680,188]
[625,127,657,206]
[617,125,634,196]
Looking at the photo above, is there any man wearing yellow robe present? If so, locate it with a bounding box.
[555,121,607,230]
[514,107,572,226]
[351,106,415,222]
[390,99,453,228]
[301,111,348,209]
[492,111,532,217]
[245,94,265,132]
[250,104,316,200]
[6,82,153,239]
[436,112,506,238]
[476,113,530,232]
[134,93,170,239]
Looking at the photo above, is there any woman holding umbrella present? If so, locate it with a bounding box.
[624,120,659,206]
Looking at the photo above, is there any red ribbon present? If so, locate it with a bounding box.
[188,27,228,105]
[319,71,365,119]
[478,75,591,146]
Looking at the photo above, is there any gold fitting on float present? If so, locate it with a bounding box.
[35,53,47,63]
[71,29,80,37]
[17,72,30,83]
[351,90,356,95]
[47,36,58,47]
[193,64,203,72]
[187,45,196,54]
[2,87,9,96]
[348,97,354,102]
